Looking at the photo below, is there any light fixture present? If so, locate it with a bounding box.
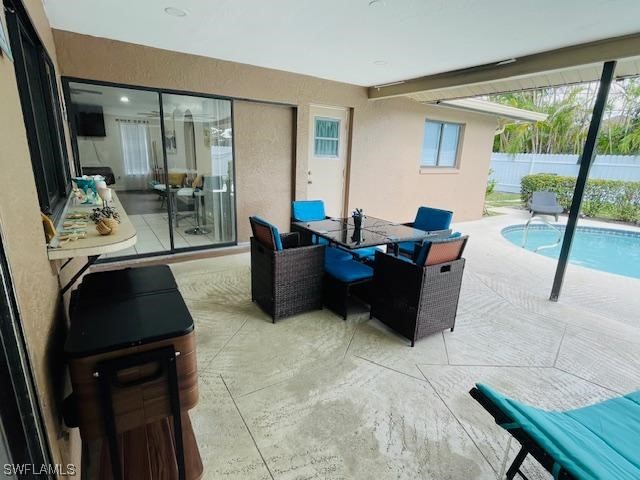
[164,6,188,17]
[373,60,388,66]
[120,96,130,103]
[369,0,386,7]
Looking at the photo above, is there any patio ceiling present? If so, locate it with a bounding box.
[44,0,640,87]
[369,35,640,101]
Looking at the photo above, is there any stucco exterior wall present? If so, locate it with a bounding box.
[52,30,497,231]
[0,1,81,472]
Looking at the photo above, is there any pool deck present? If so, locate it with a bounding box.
[170,208,640,479]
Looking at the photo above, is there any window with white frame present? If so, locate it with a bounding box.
[420,120,462,167]
[314,117,340,157]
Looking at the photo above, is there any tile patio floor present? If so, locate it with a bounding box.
[168,208,640,479]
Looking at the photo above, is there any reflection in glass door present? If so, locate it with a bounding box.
[161,93,236,249]
[68,82,170,257]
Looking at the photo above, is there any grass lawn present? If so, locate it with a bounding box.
[485,192,522,208]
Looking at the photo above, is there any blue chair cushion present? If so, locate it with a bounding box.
[251,215,283,251]
[325,246,353,264]
[325,260,373,283]
[413,206,453,232]
[350,247,379,260]
[398,241,419,256]
[292,200,326,222]
[415,232,464,266]
[476,383,640,480]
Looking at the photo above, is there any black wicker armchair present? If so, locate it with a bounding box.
[371,235,468,346]
[250,216,325,322]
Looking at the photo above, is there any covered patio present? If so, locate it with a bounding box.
[2,0,640,478]
[166,208,640,479]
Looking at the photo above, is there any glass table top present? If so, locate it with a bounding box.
[293,217,448,250]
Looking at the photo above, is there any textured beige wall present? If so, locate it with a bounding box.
[52,30,496,229]
[0,1,81,472]
[234,102,293,240]
[349,99,497,222]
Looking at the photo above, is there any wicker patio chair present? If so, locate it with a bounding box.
[250,216,325,322]
[397,206,453,257]
[371,235,468,346]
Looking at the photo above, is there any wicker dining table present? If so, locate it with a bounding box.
[292,216,449,255]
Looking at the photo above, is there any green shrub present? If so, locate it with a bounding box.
[520,174,640,222]
[486,169,497,196]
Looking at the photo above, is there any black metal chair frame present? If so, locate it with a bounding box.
[469,387,576,480]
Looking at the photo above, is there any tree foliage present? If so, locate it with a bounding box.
[491,78,640,155]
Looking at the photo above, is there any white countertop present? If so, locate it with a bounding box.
[47,191,137,260]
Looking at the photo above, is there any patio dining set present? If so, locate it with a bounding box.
[248,200,468,346]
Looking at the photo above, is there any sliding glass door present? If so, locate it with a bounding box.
[66,80,236,260]
[161,93,235,249]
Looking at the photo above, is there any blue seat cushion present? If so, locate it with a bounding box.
[292,200,326,222]
[350,247,379,260]
[325,246,352,264]
[325,260,373,283]
[414,206,453,232]
[398,241,419,256]
[476,383,640,480]
[250,215,283,251]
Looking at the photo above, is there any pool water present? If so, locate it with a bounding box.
[502,225,640,279]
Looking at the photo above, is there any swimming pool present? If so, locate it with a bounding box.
[501,224,640,279]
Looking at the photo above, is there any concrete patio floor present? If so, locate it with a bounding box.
[169,208,640,480]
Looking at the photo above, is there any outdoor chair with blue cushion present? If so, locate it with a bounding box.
[291,200,377,261]
[249,216,325,322]
[291,199,330,245]
[470,383,640,480]
[323,258,374,320]
[397,206,453,257]
[371,235,468,346]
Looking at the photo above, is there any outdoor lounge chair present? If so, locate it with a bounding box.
[397,206,453,257]
[371,235,468,346]
[470,383,640,480]
[249,216,325,322]
[528,191,563,221]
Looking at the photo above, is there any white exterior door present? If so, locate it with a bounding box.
[307,105,349,217]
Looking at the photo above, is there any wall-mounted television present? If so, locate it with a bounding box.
[75,104,106,137]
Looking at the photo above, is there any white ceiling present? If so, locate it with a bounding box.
[44,0,640,87]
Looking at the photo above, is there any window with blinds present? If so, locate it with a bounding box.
[314,117,340,157]
[421,120,462,168]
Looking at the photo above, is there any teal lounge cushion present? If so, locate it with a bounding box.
[476,383,640,480]
[325,246,353,264]
[292,200,326,222]
[325,259,373,282]
[413,206,453,232]
[251,215,283,251]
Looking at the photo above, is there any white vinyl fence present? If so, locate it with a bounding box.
[490,153,640,193]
